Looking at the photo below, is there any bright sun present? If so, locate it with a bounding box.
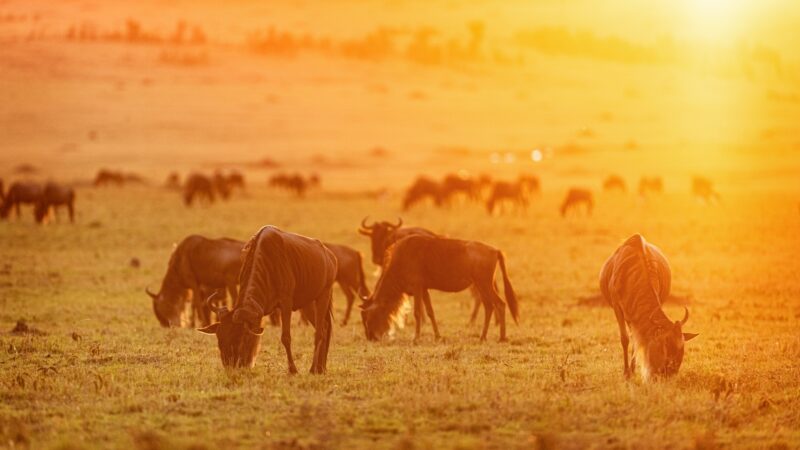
[684,0,748,40]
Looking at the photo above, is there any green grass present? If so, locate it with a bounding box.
[1,187,799,449]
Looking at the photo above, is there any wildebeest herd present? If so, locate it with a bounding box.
[1,170,710,382]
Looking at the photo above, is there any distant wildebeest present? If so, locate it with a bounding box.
[198,226,337,374]
[360,235,519,342]
[638,177,663,196]
[486,175,540,215]
[324,242,370,326]
[603,175,626,193]
[213,171,232,200]
[440,173,480,206]
[0,181,43,220]
[600,234,698,381]
[227,171,246,191]
[560,188,593,217]
[308,173,321,189]
[692,177,720,203]
[183,173,215,206]
[147,235,244,328]
[402,176,443,210]
[94,169,145,187]
[34,182,76,224]
[165,172,181,190]
[358,217,439,267]
[269,173,309,197]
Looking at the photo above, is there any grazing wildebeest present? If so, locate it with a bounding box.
[600,234,698,381]
[486,175,540,215]
[440,173,480,206]
[165,172,181,190]
[560,188,593,217]
[402,176,443,210]
[638,177,663,196]
[0,181,43,220]
[227,171,246,191]
[692,177,720,203]
[603,175,626,193]
[360,235,519,342]
[183,173,216,206]
[213,171,232,200]
[358,217,439,267]
[34,182,76,224]
[323,242,370,326]
[198,226,337,374]
[94,169,124,187]
[147,235,243,328]
[269,173,309,197]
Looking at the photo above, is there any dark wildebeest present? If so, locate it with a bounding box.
[402,176,443,211]
[560,188,593,217]
[147,235,243,328]
[323,242,370,326]
[165,172,181,190]
[183,173,215,206]
[603,175,626,193]
[440,173,480,206]
[600,234,698,381]
[0,181,43,220]
[227,171,246,191]
[213,171,232,201]
[358,217,439,267]
[360,235,519,342]
[486,175,540,215]
[34,182,76,224]
[692,177,720,203]
[198,226,337,374]
[638,177,663,196]
[269,173,308,197]
[94,169,125,187]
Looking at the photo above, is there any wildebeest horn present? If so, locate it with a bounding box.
[145,286,158,299]
[392,217,403,228]
[361,216,374,230]
[679,307,689,326]
[205,290,227,316]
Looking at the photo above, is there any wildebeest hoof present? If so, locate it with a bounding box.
[288,366,298,375]
[498,337,509,343]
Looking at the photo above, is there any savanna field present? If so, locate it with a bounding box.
[2,0,800,448]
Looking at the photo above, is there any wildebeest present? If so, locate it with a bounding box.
[692,177,720,203]
[600,234,697,381]
[213,171,232,200]
[486,175,540,215]
[227,171,246,191]
[324,242,370,326]
[94,169,145,187]
[0,181,43,220]
[360,235,519,342]
[34,182,76,224]
[440,173,480,206]
[560,188,593,217]
[0,179,4,201]
[603,175,626,193]
[165,172,181,190]
[638,177,663,196]
[269,173,309,197]
[358,217,439,267]
[402,176,443,210]
[147,235,243,328]
[198,226,337,374]
[183,173,215,206]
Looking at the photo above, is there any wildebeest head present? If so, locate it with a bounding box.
[641,307,698,379]
[358,297,384,341]
[358,216,402,266]
[197,295,264,368]
[146,286,183,328]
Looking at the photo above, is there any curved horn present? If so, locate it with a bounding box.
[361,216,374,230]
[392,217,403,228]
[205,290,227,316]
[679,307,689,326]
[145,286,158,299]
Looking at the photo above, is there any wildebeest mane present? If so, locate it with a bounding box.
[610,234,670,326]
[236,226,294,325]
[367,242,408,337]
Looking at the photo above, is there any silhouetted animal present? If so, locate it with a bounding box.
[183,173,215,206]
[361,235,519,342]
[269,173,309,197]
[147,236,243,328]
[358,217,439,266]
[324,242,370,326]
[692,177,720,203]
[165,172,181,190]
[603,175,626,192]
[0,181,43,220]
[440,174,480,206]
[94,169,145,187]
[560,188,593,217]
[638,177,663,196]
[402,176,443,210]
[198,226,337,374]
[227,171,246,191]
[486,175,540,215]
[213,171,232,200]
[34,182,76,224]
[599,234,698,381]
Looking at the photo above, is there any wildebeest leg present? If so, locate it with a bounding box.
[68,201,75,223]
[340,283,355,326]
[479,294,494,341]
[310,292,333,374]
[412,296,423,342]
[14,202,20,219]
[226,282,238,309]
[613,305,630,378]
[481,284,507,342]
[280,308,298,375]
[468,291,481,326]
[421,290,441,340]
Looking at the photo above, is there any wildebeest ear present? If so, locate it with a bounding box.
[683,332,699,342]
[197,323,220,334]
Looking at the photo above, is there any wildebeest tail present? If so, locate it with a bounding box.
[497,252,519,324]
